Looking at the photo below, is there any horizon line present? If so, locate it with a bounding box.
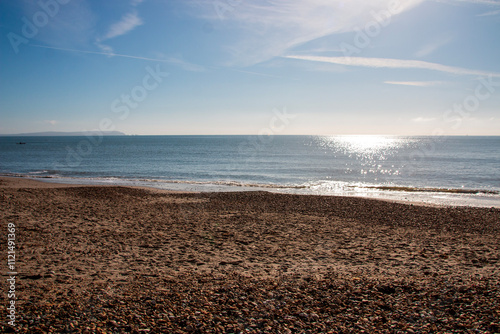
[1,133,499,137]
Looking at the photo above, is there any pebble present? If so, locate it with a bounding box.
[3,185,499,333]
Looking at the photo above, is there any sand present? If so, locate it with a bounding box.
[1,176,499,333]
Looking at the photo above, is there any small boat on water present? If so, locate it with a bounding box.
[16,142,26,145]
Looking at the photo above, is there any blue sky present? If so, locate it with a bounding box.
[1,0,499,135]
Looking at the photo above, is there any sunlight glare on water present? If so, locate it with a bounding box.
[324,135,403,157]
[312,135,417,178]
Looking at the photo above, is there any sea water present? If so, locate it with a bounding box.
[1,135,499,207]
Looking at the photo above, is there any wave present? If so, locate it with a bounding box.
[356,185,499,195]
[0,172,306,189]
[136,178,307,189]
[0,172,63,179]
[1,172,498,196]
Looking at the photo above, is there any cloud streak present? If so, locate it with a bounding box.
[415,35,453,58]
[285,55,500,77]
[477,8,500,15]
[31,45,207,72]
[412,117,437,122]
[103,11,143,40]
[131,0,146,6]
[451,0,500,5]
[31,44,173,63]
[95,2,145,55]
[384,81,446,87]
[189,0,425,66]
[161,56,206,72]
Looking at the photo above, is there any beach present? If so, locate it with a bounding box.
[1,176,499,332]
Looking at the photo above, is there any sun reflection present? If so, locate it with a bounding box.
[312,135,411,177]
[318,135,401,156]
[337,135,397,152]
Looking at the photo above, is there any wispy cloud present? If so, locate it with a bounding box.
[453,0,500,4]
[95,1,145,55]
[161,56,206,72]
[189,0,425,66]
[412,117,437,122]
[44,120,59,126]
[384,81,446,87]
[285,55,500,77]
[477,9,500,15]
[438,0,500,5]
[415,35,454,58]
[131,0,146,6]
[102,11,143,41]
[94,42,114,56]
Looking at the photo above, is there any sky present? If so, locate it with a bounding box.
[0,0,499,135]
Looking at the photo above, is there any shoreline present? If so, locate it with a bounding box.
[0,176,195,194]
[0,176,462,209]
[2,175,499,209]
[1,176,499,332]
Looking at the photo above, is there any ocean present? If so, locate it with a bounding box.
[1,135,499,207]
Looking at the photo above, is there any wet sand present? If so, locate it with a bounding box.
[1,177,499,333]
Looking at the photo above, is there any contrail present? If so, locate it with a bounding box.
[31,44,296,80]
[285,55,500,78]
[30,44,172,62]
